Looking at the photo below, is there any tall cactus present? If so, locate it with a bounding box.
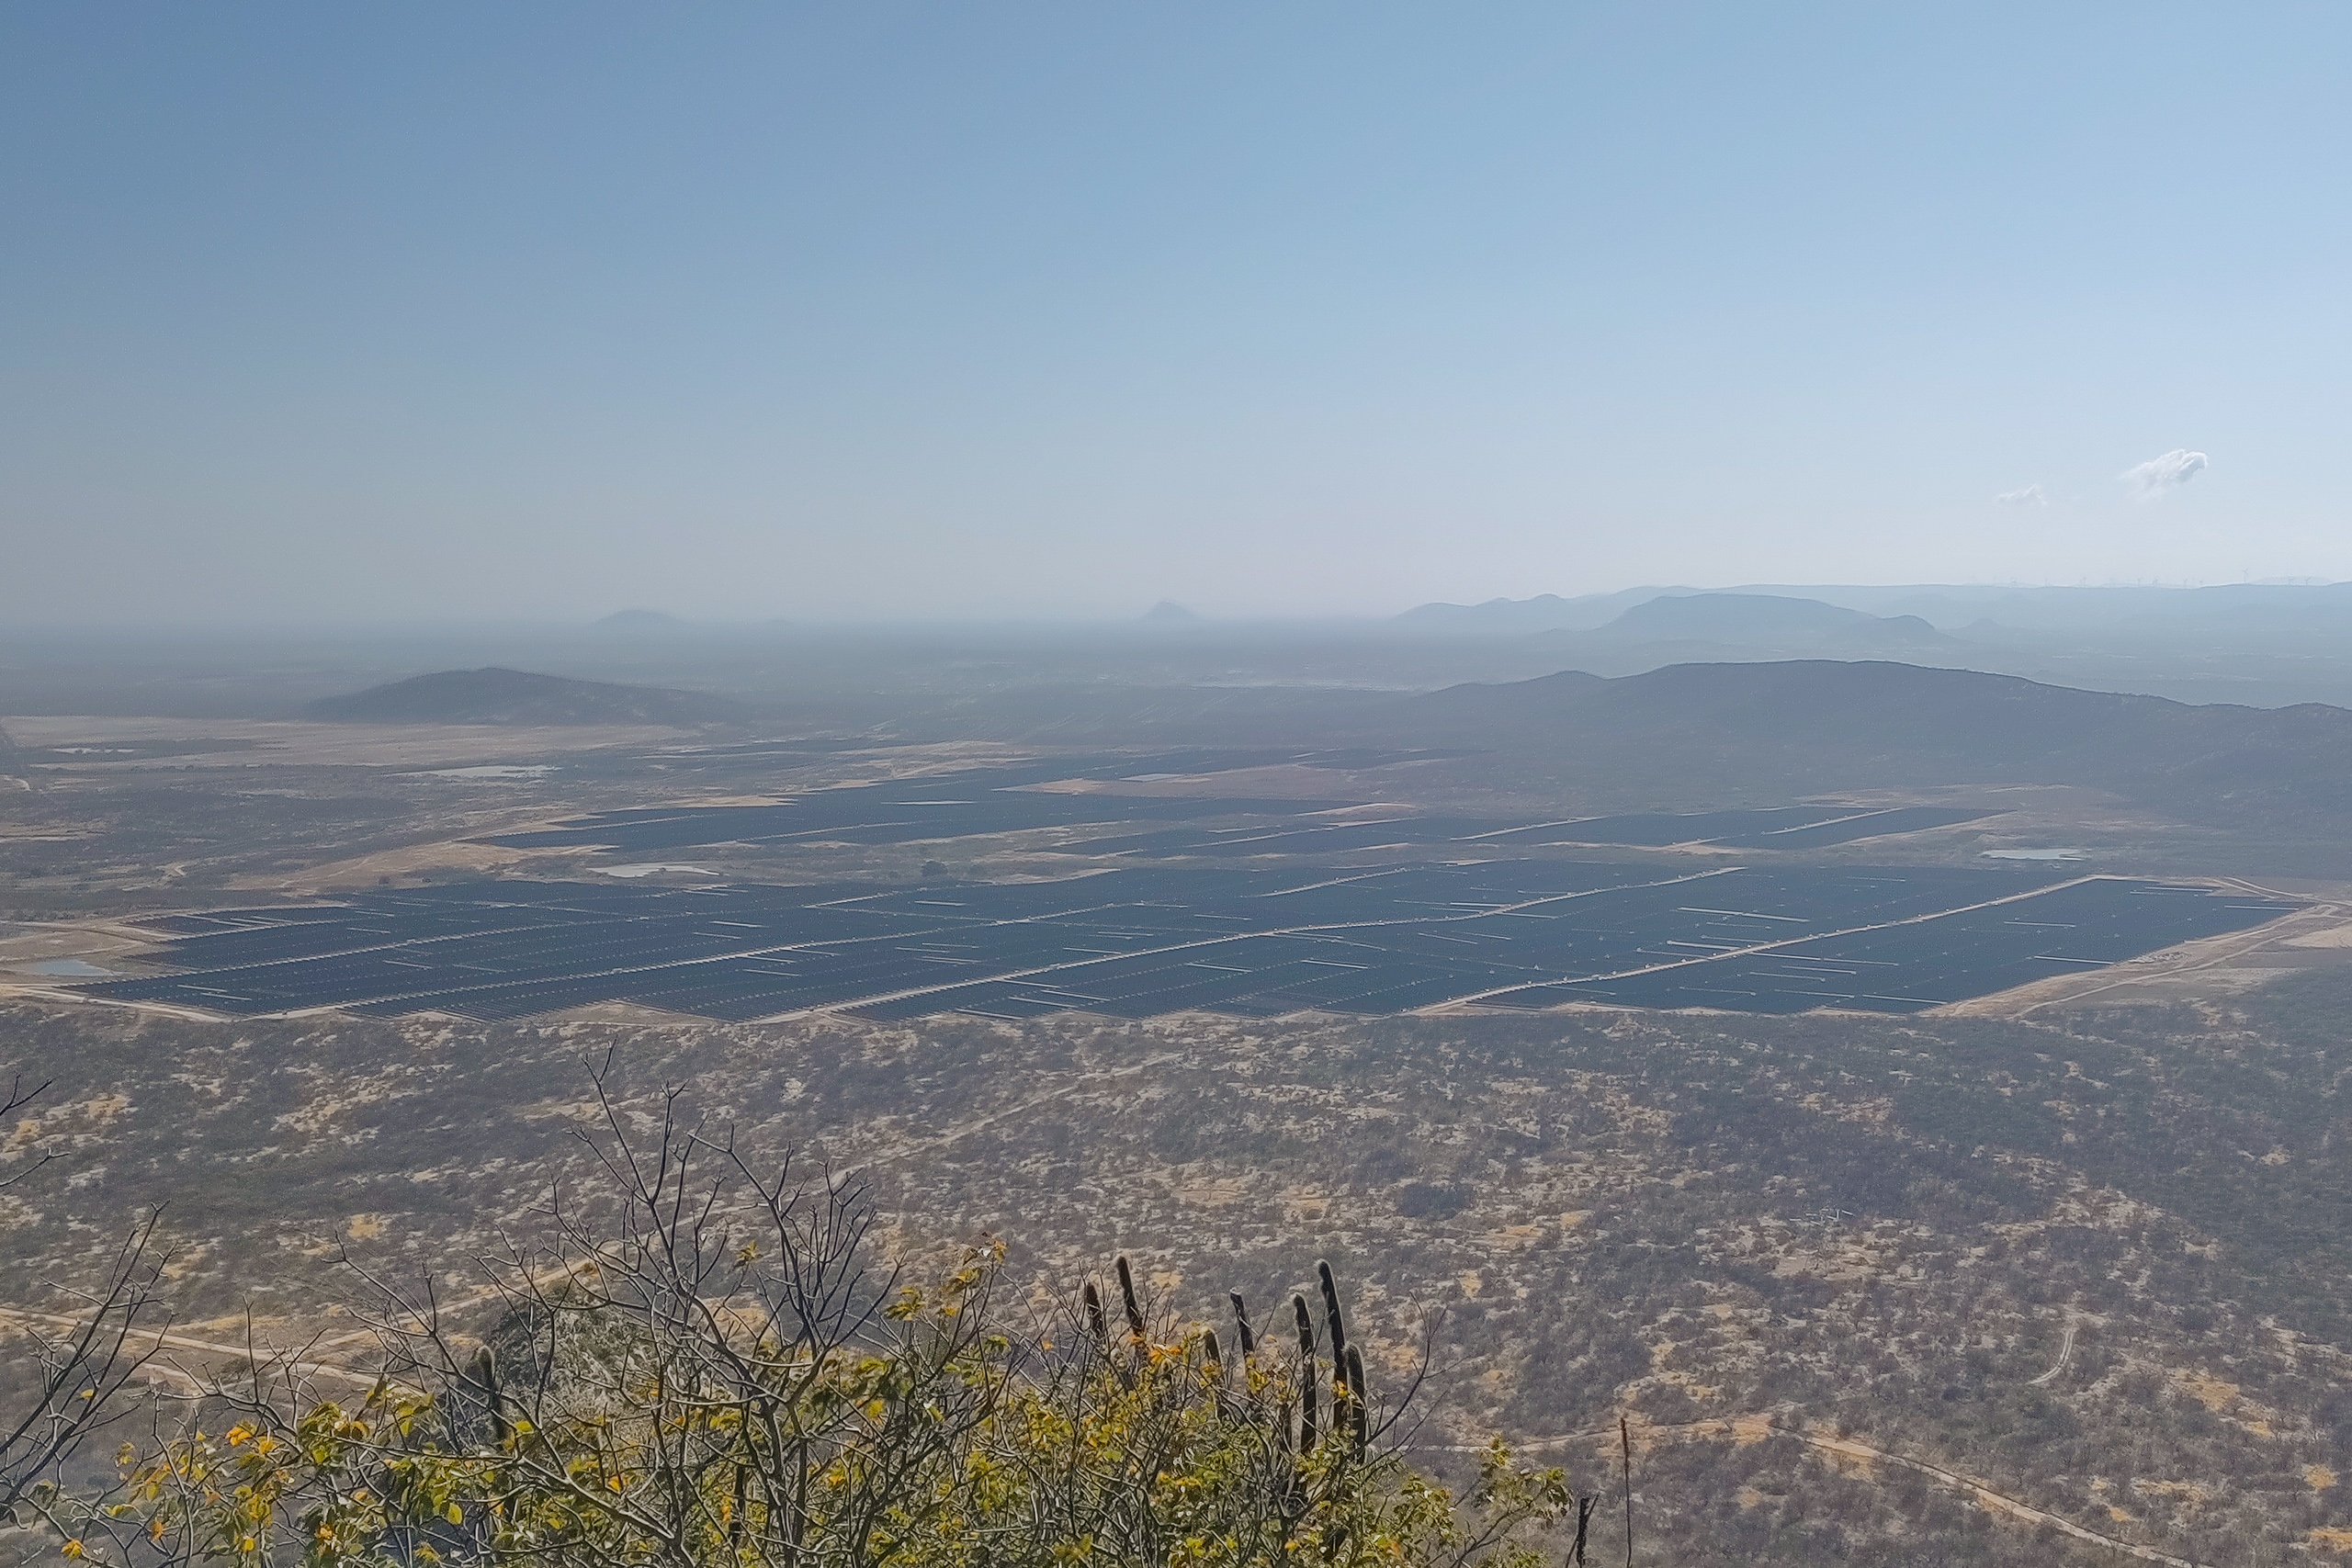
[1081,1280,1109,1346]
[1316,1258,1349,1367]
[1317,1259,1352,1455]
[1114,1255,1148,1343]
[1228,1291,1257,1357]
[1291,1293,1319,1453]
[472,1346,510,1447]
[1066,1258,1378,1475]
[1344,1344,1369,1457]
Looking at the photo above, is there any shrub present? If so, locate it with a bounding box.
[52,1070,1573,1567]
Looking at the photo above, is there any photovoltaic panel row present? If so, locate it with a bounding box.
[1471,806,1852,847]
[1706,805,1997,851]
[477,748,1426,853]
[1477,880,2293,1015]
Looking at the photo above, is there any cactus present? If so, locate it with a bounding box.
[472,1346,510,1447]
[1114,1255,1148,1342]
[1344,1344,1369,1457]
[1081,1280,1109,1345]
[1316,1258,1349,1366]
[1069,1257,1382,1469]
[1291,1293,1319,1452]
[1317,1260,1353,1457]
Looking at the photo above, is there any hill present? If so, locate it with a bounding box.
[305,667,732,727]
[1596,592,1951,651]
[1398,658,2352,826]
[1391,588,1678,635]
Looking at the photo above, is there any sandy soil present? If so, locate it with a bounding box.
[3,716,684,771]
[1946,889,2352,1018]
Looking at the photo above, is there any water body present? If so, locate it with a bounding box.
[32,958,117,977]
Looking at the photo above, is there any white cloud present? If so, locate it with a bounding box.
[1996,483,2048,507]
[2120,449,2209,499]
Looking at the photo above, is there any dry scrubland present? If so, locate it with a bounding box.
[12,973,2352,1564]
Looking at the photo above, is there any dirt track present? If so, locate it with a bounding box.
[1450,1413,2211,1568]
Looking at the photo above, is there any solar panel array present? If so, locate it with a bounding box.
[479,752,2001,861]
[80,863,2292,1024]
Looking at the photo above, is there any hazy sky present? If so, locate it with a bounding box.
[6,5,2350,626]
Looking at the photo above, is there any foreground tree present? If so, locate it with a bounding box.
[0,1075,167,1530]
[54,1066,1574,1566]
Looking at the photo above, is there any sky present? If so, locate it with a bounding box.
[5,4,2350,626]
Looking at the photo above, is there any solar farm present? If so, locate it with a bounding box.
[76,860,2289,1025]
[55,750,2299,1024]
[481,751,2001,860]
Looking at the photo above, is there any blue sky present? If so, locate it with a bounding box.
[4,5,2348,624]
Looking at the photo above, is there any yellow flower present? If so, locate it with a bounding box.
[60,1542,85,1560]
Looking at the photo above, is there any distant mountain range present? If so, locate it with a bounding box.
[306,667,734,727]
[1592,592,1951,652]
[1392,589,1672,635]
[1396,582,2352,639]
[1377,582,2352,710]
[1394,590,1950,653]
[1395,658,2352,829]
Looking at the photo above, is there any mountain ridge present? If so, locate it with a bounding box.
[1394,658,2352,828]
[1594,591,1953,650]
[306,667,734,727]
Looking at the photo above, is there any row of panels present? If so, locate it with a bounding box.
[74,864,2290,1023]
[480,753,2000,861]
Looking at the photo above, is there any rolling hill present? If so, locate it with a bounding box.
[1594,592,1952,651]
[305,667,734,727]
[1397,659,2352,828]
[1390,588,1679,635]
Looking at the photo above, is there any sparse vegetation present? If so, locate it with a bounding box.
[16,972,2352,1562]
[0,1077,166,1534]
[33,1077,1573,1567]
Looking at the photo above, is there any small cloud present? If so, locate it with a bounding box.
[1996,484,2048,508]
[2120,449,2208,499]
